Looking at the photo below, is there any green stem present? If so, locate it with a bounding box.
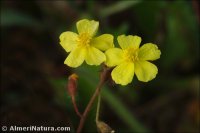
[96,94,101,122]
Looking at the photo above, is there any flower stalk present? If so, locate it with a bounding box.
[67,74,82,117]
[76,65,111,133]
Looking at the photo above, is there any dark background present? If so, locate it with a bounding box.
[1,0,199,132]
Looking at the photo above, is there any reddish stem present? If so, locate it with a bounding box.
[71,95,82,118]
[76,66,110,133]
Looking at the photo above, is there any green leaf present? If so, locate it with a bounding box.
[100,1,141,18]
[102,88,149,132]
[1,9,41,27]
[132,1,166,40]
[161,1,198,69]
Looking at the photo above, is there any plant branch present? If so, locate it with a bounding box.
[76,65,110,133]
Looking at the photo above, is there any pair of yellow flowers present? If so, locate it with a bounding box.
[59,19,161,85]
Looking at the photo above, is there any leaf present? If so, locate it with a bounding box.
[100,1,141,18]
[132,1,166,40]
[1,9,41,28]
[161,1,198,69]
[102,88,148,132]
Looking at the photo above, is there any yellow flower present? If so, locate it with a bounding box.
[105,35,161,85]
[59,19,114,68]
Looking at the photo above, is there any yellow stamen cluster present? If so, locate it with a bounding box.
[77,33,91,47]
[123,48,139,62]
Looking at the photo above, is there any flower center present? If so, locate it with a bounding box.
[77,33,91,47]
[123,47,139,62]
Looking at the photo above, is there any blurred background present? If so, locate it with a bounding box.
[1,0,199,132]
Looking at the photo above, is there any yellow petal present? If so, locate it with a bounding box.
[59,32,78,52]
[105,48,124,67]
[85,47,106,65]
[91,34,114,51]
[138,43,161,61]
[135,61,158,82]
[76,19,99,37]
[111,62,134,85]
[117,35,141,49]
[64,48,86,68]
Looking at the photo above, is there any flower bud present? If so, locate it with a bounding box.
[96,121,115,133]
[67,73,82,117]
[67,73,78,97]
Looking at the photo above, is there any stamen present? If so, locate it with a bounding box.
[77,33,91,47]
[123,47,139,62]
